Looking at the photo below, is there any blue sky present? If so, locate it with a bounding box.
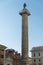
[0,0,43,57]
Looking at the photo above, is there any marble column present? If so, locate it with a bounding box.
[19,3,30,65]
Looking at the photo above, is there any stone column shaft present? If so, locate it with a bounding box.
[22,14,28,59]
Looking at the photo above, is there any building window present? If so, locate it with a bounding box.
[7,64,10,65]
[0,64,3,65]
[1,55,4,58]
[39,59,41,62]
[34,64,36,65]
[39,53,40,56]
[34,53,35,57]
[39,64,41,65]
[34,59,36,62]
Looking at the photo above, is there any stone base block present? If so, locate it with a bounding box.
[20,58,30,65]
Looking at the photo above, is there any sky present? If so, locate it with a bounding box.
[0,0,43,57]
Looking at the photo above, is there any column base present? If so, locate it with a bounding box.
[20,57,31,65]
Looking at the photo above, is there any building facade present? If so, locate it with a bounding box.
[0,44,21,65]
[31,46,43,65]
[0,44,32,65]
